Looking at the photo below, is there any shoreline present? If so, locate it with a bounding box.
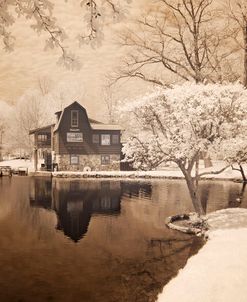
[157,208,247,302]
[28,171,244,182]
[1,159,246,181]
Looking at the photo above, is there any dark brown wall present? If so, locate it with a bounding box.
[56,102,121,155]
[34,129,52,149]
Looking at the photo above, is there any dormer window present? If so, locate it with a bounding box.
[71,110,79,127]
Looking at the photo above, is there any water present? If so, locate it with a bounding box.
[0,176,246,302]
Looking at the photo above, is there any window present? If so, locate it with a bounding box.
[67,132,83,142]
[101,196,111,209]
[37,134,47,142]
[101,134,111,145]
[70,155,79,165]
[101,155,110,165]
[92,134,100,144]
[112,134,119,144]
[71,110,79,127]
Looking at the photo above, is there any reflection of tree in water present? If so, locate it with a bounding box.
[105,235,204,302]
[121,182,152,199]
[228,182,247,208]
[190,182,247,214]
[198,184,210,214]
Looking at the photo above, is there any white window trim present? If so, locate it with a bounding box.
[101,134,111,146]
[70,154,79,165]
[101,155,110,165]
[71,110,79,127]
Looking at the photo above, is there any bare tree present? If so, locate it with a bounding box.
[11,92,48,154]
[0,122,4,161]
[0,101,14,160]
[111,0,234,86]
[228,0,247,87]
[37,76,53,96]
[101,86,119,123]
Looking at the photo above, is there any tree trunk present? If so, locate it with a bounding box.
[34,148,38,172]
[185,175,205,216]
[179,164,205,216]
[239,163,247,182]
[243,24,247,88]
[240,182,246,201]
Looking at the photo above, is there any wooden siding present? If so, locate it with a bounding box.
[34,131,52,149]
[57,102,121,155]
[53,132,59,153]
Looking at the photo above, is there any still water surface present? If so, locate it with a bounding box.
[0,177,246,302]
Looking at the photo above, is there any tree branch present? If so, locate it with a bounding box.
[198,164,230,177]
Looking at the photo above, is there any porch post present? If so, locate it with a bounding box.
[34,148,38,172]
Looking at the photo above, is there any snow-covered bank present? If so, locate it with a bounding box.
[52,161,247,179]
[157,208,247,302]
[1,159,246,181]
[0,159,34,172]
[52,168,244,180]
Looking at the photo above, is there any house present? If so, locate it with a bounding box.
[29,101,123,171]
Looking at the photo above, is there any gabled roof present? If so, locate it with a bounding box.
[53,101,122,132]
[29,124,55,135]
[53,101,90,132]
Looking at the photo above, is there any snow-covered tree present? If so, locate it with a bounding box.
[0,0,131,67]
[121,83,247,214]
[222,137,247,182]
[0,101,14,160]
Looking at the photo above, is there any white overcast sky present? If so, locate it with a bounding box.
[0,0,152,117]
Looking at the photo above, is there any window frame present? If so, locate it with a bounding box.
[101,134,111,146]
[71,110,79,127]
[37,134,48,142]
[112,134,119,144]
[70,154,79,165]
[92,134,100,144]
[101,155,110,165]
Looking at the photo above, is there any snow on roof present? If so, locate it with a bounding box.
[29,124,55,135]
[88,118,103,124]
[90,123,123,130]
[33,102,122,133]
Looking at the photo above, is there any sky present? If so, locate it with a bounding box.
[0,0,152,118]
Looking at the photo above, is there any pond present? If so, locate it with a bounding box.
[0,176,246,302]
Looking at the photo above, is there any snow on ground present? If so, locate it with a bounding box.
[53,162,245,179]
[157,208,247,302]
[0,159,246,180]
[0,159,35,172]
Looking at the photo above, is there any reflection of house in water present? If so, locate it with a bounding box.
[30,178,122,242]
[29,178,52,209]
